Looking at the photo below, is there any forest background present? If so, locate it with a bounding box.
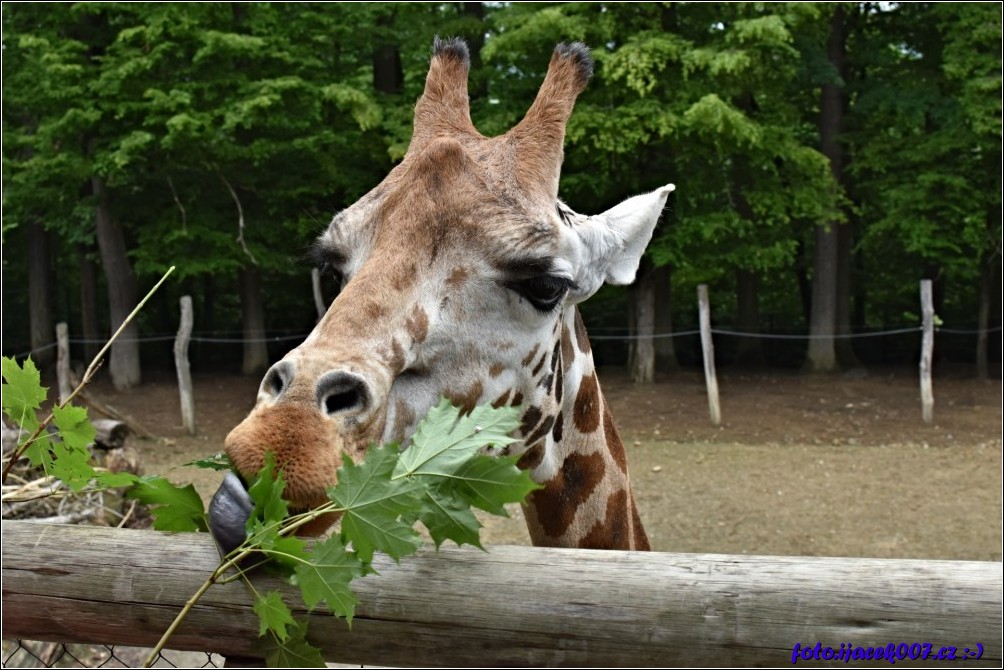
[3,2,1001,389]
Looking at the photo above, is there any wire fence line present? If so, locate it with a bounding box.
[8,324,1001,359]
[1,640,222,669]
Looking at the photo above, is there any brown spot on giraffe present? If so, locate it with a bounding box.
[517,443,544,470]
[551,411,564,442]
[446,265,470,289]
[560,322,575,368]
[380,338,405,372]
[573,308,591,354]
[492,389,512,408]
[581,490,630,549]
[521,344,541,368]
[520,406,543,436]
[573,372,601,433]
[365,301,388,321]
[390,262,418,292]
[528,451,605,538]
[391,399,416,442]
[445,380,483,416]
[530,352,547,377]
[488,362,504,378]
[603,406,628,474]
[525,414,555,447]
[405,305,429,344]
[510,391,524,407]
[553,358,564,404]
[631,496,651,550]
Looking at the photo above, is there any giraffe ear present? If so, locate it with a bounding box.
[597,184,675,285]
[572,184,674,294]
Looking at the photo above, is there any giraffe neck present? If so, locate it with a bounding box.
[518,307,650,550]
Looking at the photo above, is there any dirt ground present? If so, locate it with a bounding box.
[83,367,1002,562]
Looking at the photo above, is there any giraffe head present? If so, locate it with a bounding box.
[223,38,673,534]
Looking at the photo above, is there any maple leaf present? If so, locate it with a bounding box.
[448,454,541,516]
[1,356,47,435]
[262,620,325,668]
[253,591,296,641]
[395,399,520,478]
[50,404,96,451]
[328,444,423,563]
[416,486,483,549]
[185,453,233,471]
[247,452,288,533]
[126,477,207,532]
[293,534,363,622]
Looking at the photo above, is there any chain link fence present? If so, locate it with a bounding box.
[1,641,223,669]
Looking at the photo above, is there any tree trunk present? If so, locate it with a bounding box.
[805,6,847,374]
[653,265,678,372]
[92,177,141,389]
[79,244,101,363]
[239,265,268,376]
[834,220,861,368]
[629,264,656,384]
[373,12,403,95]
[734,268,765,367]
[462,3,488,102]
[27,222,55,369]
[976,254,990,380]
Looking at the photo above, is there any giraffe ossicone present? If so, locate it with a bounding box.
[222,37,674,549]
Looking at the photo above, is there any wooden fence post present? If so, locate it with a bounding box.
[311,267,326,321]
[920,279,934,423]
[697,284,722,426]
[55,322,71,404]
[175,296,196,435]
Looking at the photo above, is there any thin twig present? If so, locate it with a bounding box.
[167,176,187,233]
[1,266,176,484]
[219,172,257,265]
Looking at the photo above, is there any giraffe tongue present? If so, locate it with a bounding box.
[208,472,253,556]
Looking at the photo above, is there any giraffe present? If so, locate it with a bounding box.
[222,38,673,550]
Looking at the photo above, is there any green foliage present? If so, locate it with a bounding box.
[126,477,207,532]
[1,356,115,490]
[217,399,534,665]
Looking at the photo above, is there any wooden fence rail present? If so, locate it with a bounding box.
[2,520,1000,667]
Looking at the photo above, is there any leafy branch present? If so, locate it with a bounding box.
[143,399,538,667]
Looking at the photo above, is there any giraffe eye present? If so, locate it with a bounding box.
[512,276,576,312]
[318,262,344,288]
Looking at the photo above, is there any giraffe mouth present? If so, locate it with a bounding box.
[208,471,253,556]
[208,471,341,557]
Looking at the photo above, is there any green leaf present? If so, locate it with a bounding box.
[20,433,54,471]
[126,477,207,532]
[262,620,325,668]
[417,487,483,549]
[293,534,363,622]
[328,444,422,563]
[264,535,310,572]
[51,404,96,451]
[449,455,541,516]
[247,453,289,531]
[49,440,96,491]
[1,357,48,433]
[253,591,296,641]
[395,399,520,478]
[185,453,233,471]
[94,470,140,487]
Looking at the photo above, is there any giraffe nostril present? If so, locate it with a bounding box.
[262,362,292,399]
[316,372,369,417]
